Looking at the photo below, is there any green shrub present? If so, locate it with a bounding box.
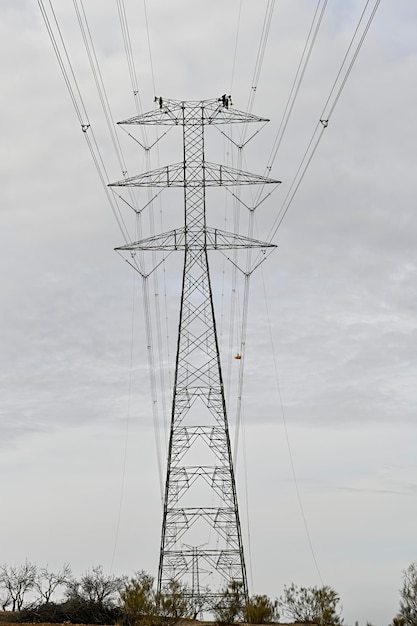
[244,594,278,623]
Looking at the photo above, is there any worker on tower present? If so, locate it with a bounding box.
[218,94,233,109]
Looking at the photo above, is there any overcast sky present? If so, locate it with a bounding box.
[1,1,417,624]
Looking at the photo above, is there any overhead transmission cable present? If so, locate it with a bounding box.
[39,0,167,502]
[116,0,151,150]
[37,0,131,244]
[227,0,278,388]
[37,0,157,564]
[254,0,329,206]
[140,0,170,485]
[230,0,279,464]
[227,0,325,586]
[225,0,381,587]
[322,0,381,124]
[250,0,382,271]
[144,147,170,477]
[226,0,275,428]
[116,0,143,114]
[37,0,87,124]
[245,0,276,115]
[109,267,137,572]
[74,0,127,173]
[260,262,325,586]
[223,3,277,579]
[116,0,168,488]
[240,0,276,144]
[74,0,140,216]
[243,0,381,585]
[143,0,157,95]
[229,0,243,95]
[223,0,328,219]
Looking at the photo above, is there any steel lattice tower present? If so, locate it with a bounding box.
[110,97,279,610]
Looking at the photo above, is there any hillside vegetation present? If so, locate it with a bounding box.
[1,561,416,625]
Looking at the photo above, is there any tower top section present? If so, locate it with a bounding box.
[118,96,269,126]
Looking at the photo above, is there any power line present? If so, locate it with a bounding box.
[38,0,382,591]
[240,0,276,144]
[255,0,329,207]
[116,0,143,113]
[116,0,153,151]
[74,0,144,224]
[37,0,89,125]
[261,262,325,585]
[37,0,132,245]
[322,0,381,121]
[143,0,157,96]
[73,1,134,183]
[245,0,276,115]
[257,0,382,255]
[110,267,138,572]
[229,0,243,94]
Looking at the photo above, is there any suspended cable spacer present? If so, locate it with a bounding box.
[320,119,329,128]
[81,124,90,133]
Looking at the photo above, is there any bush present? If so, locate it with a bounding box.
[119,571,156,626]
[15,598,121,624]
[244,594,278,623]
[120,572,190,626]
[156,579,190,624]
[278,583,342,626]
[213,580,246,625]
[66,566,124,608]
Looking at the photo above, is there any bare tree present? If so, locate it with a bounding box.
[0,589,12,611]
[278,583,342,626]
[0,562,37,611]
[66,565,124,608]
[34,563,72,605]
[398,562,417,626]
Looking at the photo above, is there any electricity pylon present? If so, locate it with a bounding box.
[110,97,279,611]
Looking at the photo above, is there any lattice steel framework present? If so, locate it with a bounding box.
[110,97,279,610]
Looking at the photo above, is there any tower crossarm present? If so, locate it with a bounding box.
[118,97,270,126]
[115,227,276,252]
[110,161,280,188]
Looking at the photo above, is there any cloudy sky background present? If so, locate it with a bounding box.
[1,1,417,623]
